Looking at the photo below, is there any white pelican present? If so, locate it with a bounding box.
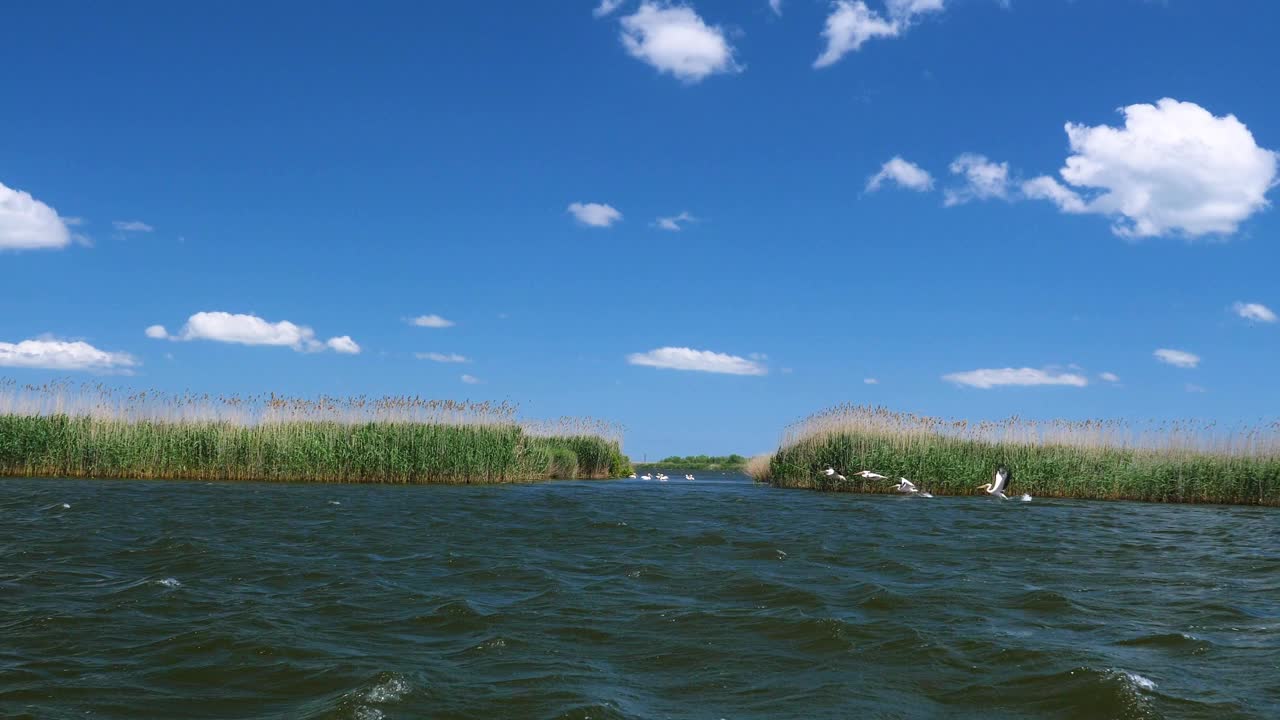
[892,477,933,498]
[822,466,847,481]
[628,473,637,479]
[657,473,669,482]
[978,466,1032,501]
[856,470,887,480]
[641,473,653,481]
[684,474,695,481]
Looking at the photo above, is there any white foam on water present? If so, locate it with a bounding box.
[1122,671,1157,691]
[156,578,181,588]
[363,676,411,704]
[328,500,341,506]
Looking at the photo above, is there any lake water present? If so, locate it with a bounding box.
[2,474,1277,719]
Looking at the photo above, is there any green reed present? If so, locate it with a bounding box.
[759,405,1280,506]
[0,380,630,484]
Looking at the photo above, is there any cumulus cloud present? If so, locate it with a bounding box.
[410,314,455,328]
[149,311,357,354]
[461,374,482,385]
[112,220,153,233]
[0,180,73,251]
[0,337,138,372]
[944,154,1011,206]
[326,336,361,354]
[867,156,934,192]
[416,352,469,363]
[619,2,740,83]
[814,0,946,69]
[568,202,623,228]
[1233,301,1277,323]
[1026,99,1278,238]
[942,367,1089,389]
[594,0,626,17]
[1099,372,1120,383]
[627,346,767,375]
[1154,348,1200,369]
[656,211,696,231]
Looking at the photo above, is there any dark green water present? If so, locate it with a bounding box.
[2,475,1277,719]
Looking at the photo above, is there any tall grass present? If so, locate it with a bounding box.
[0,380,630,484]
[765,404,1280,506]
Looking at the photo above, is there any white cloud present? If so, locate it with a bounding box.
[1021,175,1087,213]
[416,352,469,363]
[1029,99,1278,238]
[0,180,73,250]
[943,367,1089,389]
[410,314,455,328]
[461,374,482,384]
[627,346,767,376]
[769,0,783,15]
[112,220,153,233]
[1099,372,1120,383]
[151,311,356,354]
[1233,301,1277,323]
[1154,348,1200,369]
[864,377,879,384]
[594,0,626,18]
[619,3,740,83]
[867,156,934,192]
[326,336,361,354]
[814,0,946,68]
[656,211,696,231]
[0,337,137,372]
[568,202,623,228]
[944,153,1011,206]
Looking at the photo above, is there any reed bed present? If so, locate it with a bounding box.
[0,380,630,484]
[765,405,1280,506]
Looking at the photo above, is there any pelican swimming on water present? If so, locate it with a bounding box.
[978,466,1032,502]
[684,474,695,481]
[657,473,669,482]
[892,477,933,498]
[822,466,847,481]
[640,473,653,481]
[628,473,637,479]
[856,470,888,480]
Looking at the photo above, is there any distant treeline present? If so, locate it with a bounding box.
[0,381,631,484]
[635,454,747,471]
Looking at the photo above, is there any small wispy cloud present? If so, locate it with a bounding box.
[1233,301,1276,323]
[416,352,469,363]
[627,347,767,376]
[814,0,947,69]
[944,154,1011,206]
[769,0,783,16]
[943,367,1089,389]
[461,374,482,385]
[593,0,626,18]
[655,211,696,231]
[1185,383,1207,393]
[326,336,361,354]
[568,202,623,228]
[409,314,455,328]
[1099,372,1120,383]
[864,377,879,385]
[112,220,154,233]
[867,156,934,192]
[0,336,138,373]
[1154,348,1200,369]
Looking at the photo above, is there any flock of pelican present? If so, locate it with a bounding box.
[823,464,1032,502]
[628,472,696,482]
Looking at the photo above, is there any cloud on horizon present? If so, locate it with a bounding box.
[943,367,1089,389]
[0,337,138,372]
[146,311,359,354]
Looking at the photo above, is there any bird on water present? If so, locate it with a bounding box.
[822,466,847,481]
[892,477,933,498]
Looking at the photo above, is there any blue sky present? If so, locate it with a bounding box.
[2,0,1279,459]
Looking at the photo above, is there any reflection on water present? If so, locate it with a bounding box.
[1,474,1277,719]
